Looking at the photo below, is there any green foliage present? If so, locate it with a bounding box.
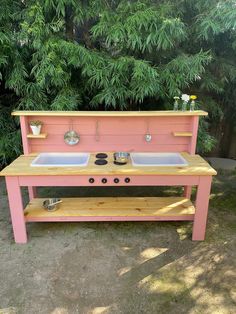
[0,0,236,165]
[197,118,217,154]
[91,2,187,52]
[0,105,22,166]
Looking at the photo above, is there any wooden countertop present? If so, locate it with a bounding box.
[0,153,216,176]
[11,110,208,117]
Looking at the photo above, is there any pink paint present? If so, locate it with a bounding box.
[25,215,194,223]
[184,186,192,199]
[30,144,189,153]
[9,172,205,243]
[189,116,199,154]
[19,175,200,187]
[5,176,27,243]
[28,186,37,200]
[20,116,30,154]
[22,116,198,154]
[31,134,189,146]
[192,176,212,241]
[4,112,213,243]
[20,116,36,198]
[43,122,191,135]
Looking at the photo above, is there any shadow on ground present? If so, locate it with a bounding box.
[0,172,236,314]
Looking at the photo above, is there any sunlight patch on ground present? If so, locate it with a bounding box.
[0,308,17,314]
[140,247,168,262]
[121,246,131,251]
[210,192,224,199]
[188,291,235,314]
[176,226,189,240]
[138,273,186,294]
[117,266,132,276]
[90,306,110,314]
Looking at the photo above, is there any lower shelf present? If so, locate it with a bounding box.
[24,197,195,222]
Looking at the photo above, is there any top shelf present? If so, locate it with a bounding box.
[12,110,208,117]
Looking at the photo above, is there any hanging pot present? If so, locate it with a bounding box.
[64,119,80,145]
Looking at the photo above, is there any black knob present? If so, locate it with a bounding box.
[114,178,119,183]
[89,178,95,183]
[125,177,130,183]
[101,178,107,184]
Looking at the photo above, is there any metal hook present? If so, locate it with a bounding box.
[145,119,152,142]
[95,120,100,141]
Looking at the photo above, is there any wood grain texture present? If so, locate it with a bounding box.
[15,115,196,154]
[12,110,208,117]
[0,152,217,176]
[173,132,193,137]
[24,197,195,220]
[27,133,48,139]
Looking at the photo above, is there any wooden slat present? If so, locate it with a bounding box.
[30,145,189,154]
[0,152,217,176]
[173,132,193,137]
[39,122,191,135]
[12,110,208,117]
[24,197,195,221]
[27,133,47,139]
[31,134,189,145]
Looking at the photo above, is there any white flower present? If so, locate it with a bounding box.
[181,94,190,102]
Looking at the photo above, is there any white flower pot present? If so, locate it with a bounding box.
[30,125,42,135]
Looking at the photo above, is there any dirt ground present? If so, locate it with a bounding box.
[0,171,236,314]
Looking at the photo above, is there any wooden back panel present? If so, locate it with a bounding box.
[20,115,199,154]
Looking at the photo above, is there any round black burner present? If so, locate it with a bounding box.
[95,159,108,165]
[114,161,127,165]
[96,153,108,159]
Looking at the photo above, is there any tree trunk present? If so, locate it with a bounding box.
[65,5,74,40]
[219,118,234,158]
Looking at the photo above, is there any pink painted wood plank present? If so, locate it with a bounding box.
[25,115,194,153]
[189,116,199,154]
[25,215,194,222]
[39,123,192,135]
[20,117,37,202]
[192,176,212,241]
[19,175,199,187]
[32,116,191,126]
[20,116,30,154]
[30,144,188,153]
[5,177,27,243]
[28,186,37,200]
[184,186,192,199]
[31,134,190,145]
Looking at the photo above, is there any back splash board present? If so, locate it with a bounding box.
[19,115,199,155]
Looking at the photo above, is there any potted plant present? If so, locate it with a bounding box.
[29,120,43,135]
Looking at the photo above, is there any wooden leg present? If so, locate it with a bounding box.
[192,176,212,241]
[5,176,27,243]
[28,186,37,200]
[184,186,192,199]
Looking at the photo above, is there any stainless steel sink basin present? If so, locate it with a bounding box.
[31,153,90,167]
[130,153,188,167]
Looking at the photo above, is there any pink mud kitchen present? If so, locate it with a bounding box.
[0,110,217,243]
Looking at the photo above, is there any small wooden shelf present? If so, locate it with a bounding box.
[24,197,195,222]
[173,132,193,137]
[27,133,47,139]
